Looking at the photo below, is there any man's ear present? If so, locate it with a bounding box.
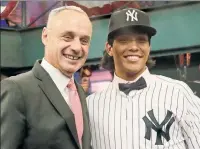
[105,42,113,56]
[41,27,48,46]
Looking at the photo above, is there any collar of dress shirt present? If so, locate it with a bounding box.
[41,58,72,91]
[112,67,155,90]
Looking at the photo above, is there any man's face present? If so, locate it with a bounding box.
[42,10,92,77]
[106,32,150,79]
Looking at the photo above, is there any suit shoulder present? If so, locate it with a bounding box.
[1,78,20,93]
[2,70,39,96]
[155,75,194,96]
[1,71,34,98]
[7,70,33,82]
[5,70,36,87]
[1,77,25,111]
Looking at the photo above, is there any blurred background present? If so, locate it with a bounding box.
[1,1,200,97]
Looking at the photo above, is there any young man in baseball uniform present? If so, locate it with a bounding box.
[86,8,200,149]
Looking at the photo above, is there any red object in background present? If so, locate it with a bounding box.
[0,1,19,19]
[65,1,141,17]
[111,1,128,10]
[179,54,184,67]
[29,16,36,27]
[186,53,191,66]
[179,53,191,67]
[101,4,112,15]
[90,6,101,16]
[127,2,140,9]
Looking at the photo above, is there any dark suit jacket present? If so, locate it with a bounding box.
[1,61,91,149]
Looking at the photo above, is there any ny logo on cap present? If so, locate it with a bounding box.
[126,10,138,22]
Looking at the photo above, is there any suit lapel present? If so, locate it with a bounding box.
[75,82,91,148]
[32,61,80,148]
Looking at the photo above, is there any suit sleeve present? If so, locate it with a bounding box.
[181,91,200,148]
[1,79,26,149]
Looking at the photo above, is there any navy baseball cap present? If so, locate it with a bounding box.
[108,8,157,39]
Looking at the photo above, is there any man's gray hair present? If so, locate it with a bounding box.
[47,5,88,27]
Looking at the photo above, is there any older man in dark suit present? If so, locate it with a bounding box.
[1,6,92,149]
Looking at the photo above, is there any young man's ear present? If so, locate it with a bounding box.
[105,42,113,56]
[148,45,151,54]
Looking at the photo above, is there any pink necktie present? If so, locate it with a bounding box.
[67,79,83,147]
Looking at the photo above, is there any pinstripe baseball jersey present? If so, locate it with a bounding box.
[86,68,200,149]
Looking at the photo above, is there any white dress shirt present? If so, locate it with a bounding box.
[86,68,200,149]
[41,58,72,107]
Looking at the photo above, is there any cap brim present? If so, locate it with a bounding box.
[108,25,157,39]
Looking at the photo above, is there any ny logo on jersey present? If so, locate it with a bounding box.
[142,109,175,145]
[126,10,138,22]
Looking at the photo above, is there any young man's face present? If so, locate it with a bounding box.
[106,32,150,80]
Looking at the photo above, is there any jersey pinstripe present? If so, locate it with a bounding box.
[86,70,200,149]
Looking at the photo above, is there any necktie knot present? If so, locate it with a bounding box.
[119,77,147,95]
[67,79,77,91]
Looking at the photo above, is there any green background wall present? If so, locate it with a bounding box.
[1,30,23,67]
